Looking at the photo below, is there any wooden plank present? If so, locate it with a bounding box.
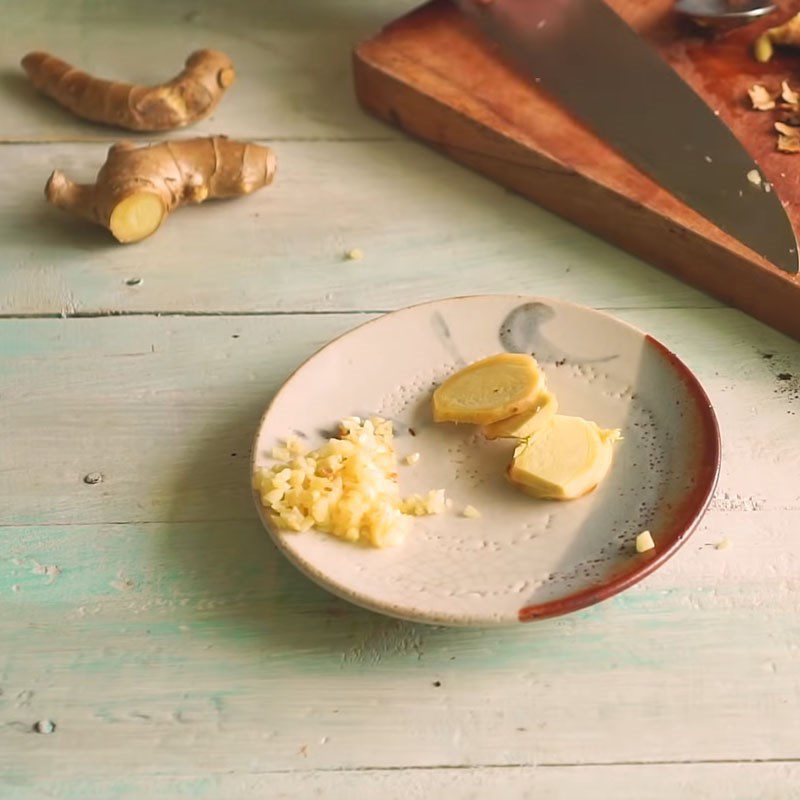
[0,141,720,316]
[0,0,418,143]
[0,311,797,776]
[3,763,800,799]
[353,0,800,341]
[1,311,797,527]
[1,515,799,777]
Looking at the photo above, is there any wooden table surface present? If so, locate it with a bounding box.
[1,2,799,797]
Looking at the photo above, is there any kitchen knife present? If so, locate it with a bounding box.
[454,0,798,274]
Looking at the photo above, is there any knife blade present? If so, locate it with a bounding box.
[454,0,798,274]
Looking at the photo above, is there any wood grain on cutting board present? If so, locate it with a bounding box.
[354,0,800,340]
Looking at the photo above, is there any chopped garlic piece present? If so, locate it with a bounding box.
[636,530,655,553]
[746,169,762,186]
[404,452,420,466]
[401,489,447,517]
[748,84,775,111]
[462,505,481,519]
[285,435,308,455]
[344,248,364,261]
[256,418,443,548]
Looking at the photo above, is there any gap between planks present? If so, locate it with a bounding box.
[0,304,724,321]
[0,136,398,145]
[97,758,800,776]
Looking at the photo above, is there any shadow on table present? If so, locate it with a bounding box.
[155,370,454,665]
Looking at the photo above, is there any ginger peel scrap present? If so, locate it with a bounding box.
[748,84,776,111]
[775,121,800,153]
[21,49,235,131]
[46,136,277,243]
[782,80,800,106]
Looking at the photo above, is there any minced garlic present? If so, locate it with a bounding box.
[462,505,481,519]
[254,417,444,548]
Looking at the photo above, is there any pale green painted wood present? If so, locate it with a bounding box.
[3,764,800,800]
[0,0,417,143]
[6,764,800,800]
[1,517,799,776]
[1,0,799,795]
[0,312,799,782]
[0,141,719,316]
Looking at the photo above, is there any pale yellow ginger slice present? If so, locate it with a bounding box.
[432,353,545,425]
[482,389,558,440]
[748,84,776,111]
[508,415,621,501]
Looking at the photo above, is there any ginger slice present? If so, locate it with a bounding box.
[45,136,276,243]
[508,415,620,501]
[21,50,235,131]
[432,353,545,425]
[482,389,558,440]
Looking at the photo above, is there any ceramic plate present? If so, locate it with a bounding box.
[251,296,720,626]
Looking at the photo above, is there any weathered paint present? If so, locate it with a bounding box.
[1,0,799,796]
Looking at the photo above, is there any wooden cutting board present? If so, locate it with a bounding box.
[353,0,800,341]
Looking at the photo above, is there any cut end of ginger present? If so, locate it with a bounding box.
[109,192,166,243]
[508,415,620,501]
[254,416,445,548]
[432,353,545,425]
[482,389,558,440]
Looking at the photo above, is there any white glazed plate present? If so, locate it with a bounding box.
[251,296,720,626]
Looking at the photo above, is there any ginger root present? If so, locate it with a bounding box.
[46,136,276,243]
[754,13,800,63]
[21,50,235,131]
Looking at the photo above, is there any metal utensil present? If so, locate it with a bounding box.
[674,0,776,30]
[453,0,798,273]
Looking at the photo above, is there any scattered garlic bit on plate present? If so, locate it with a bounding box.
[635,530,655,553]
[401,489,447,517]
[462,505,481,519]
[344,248,364,261]
[746,169,762,186]
[254,416,444,548]
[715,538,731,551]
[404,452,420,466]
[748,84,776,111]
